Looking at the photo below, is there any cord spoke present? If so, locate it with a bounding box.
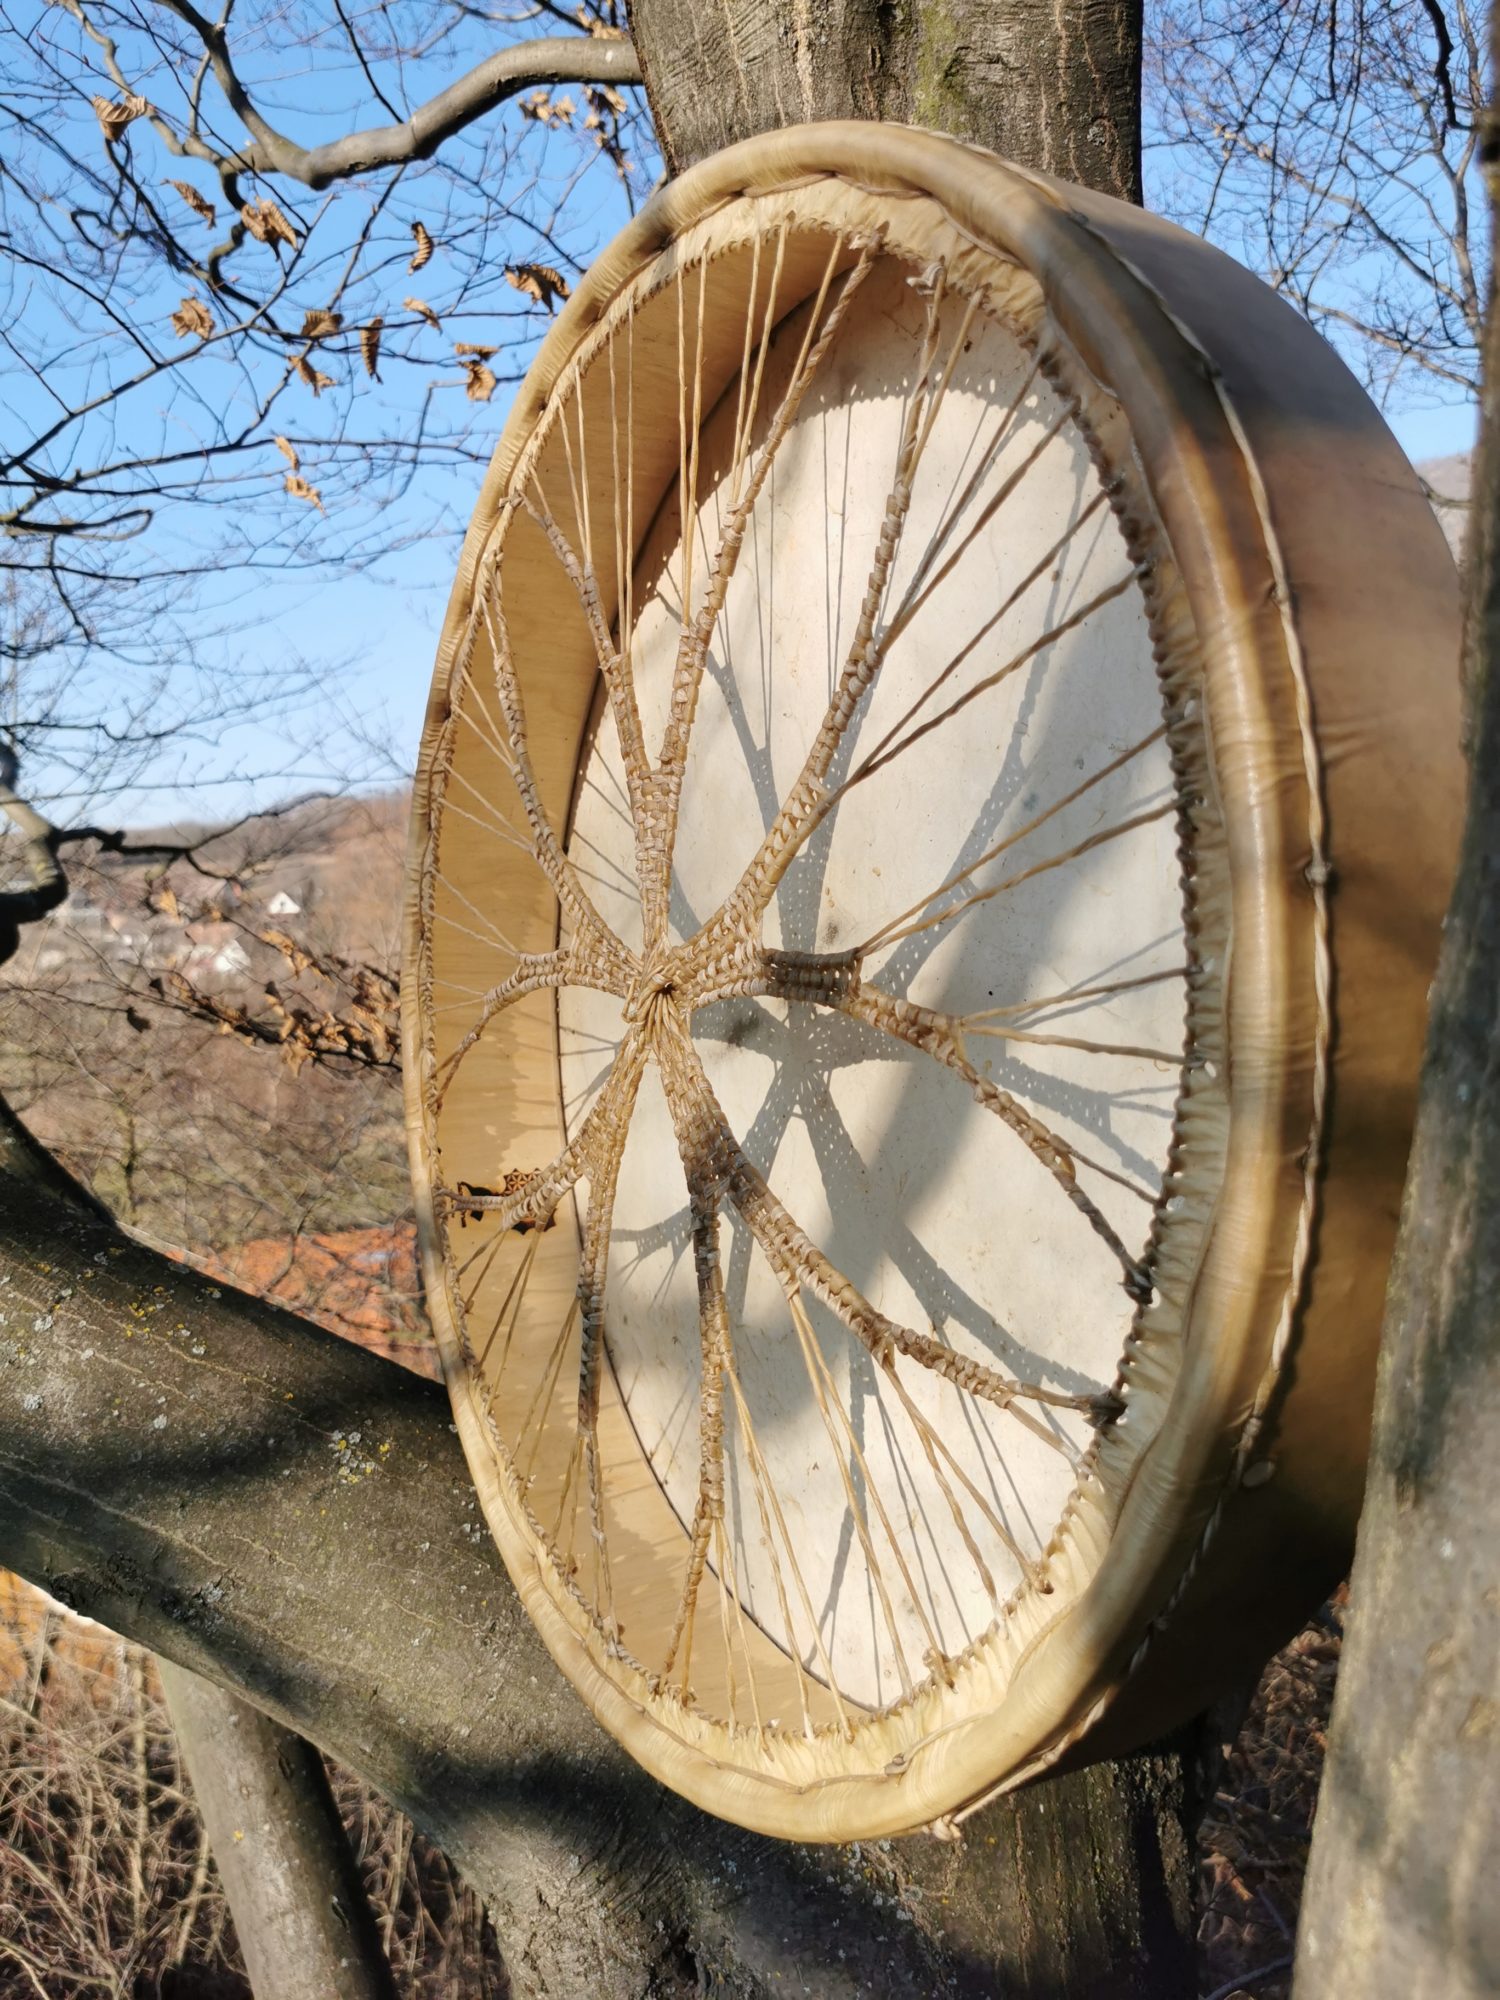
[655,1006,1112,1418]
[861,798,1174,958]
[522,473,653,835]
[476,573,634,967]
[659,1196,731,1690]
[573,1036,646,1646]
[682,266,975,976]
[856,725,1169,954]
[443,1030,647,1238]
[643,236,879,951]
[428,230,1186,1725]
[435,938,630,1109]
[843,984,1157,1276]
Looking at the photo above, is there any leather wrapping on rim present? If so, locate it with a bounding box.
[402,123,1462,1839]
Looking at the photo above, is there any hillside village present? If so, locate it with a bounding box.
[0,788,423,1363]
[34,869,305,982]
[16,786,408,984]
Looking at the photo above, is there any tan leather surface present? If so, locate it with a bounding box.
[402,121,1464,1837]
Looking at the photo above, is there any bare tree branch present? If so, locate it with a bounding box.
[147,7,641,188]
[1149,1,1483,406]
[1418,0,1462,131]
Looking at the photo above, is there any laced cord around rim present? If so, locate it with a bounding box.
[424,232,1188,1724]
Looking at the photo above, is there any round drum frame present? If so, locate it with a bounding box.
[404,123,1461,1840]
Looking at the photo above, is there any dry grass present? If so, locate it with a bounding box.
[0,1570,1343,1997]
[1196,1591,1346,2000]
[0,1583,507,2000]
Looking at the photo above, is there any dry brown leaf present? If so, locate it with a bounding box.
[403,296,441,331]
[93,93,147,145]
[359,317,383,379]
[261,928,313,974]
[454,341,497,357]
[170,296,213,340]
[299,308,343,340]
[153,884,180,921]
[284,472,324,511]
[518,88,574,128]
[273,434,300,471]
[163,178,216,225]
[505,262,571,313]
[241,199,298,252]
[294,353,335,395]
[462,357,497,402]
[408,220,435,273]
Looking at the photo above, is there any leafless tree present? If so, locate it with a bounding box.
[1148,1,1483,410]
[3,0,648,827]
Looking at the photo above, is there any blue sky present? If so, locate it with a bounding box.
[283,370,1478,832]
[2,5,1479,830]
[2,0,649,825]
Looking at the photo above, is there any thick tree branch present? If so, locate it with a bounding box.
[1418,0,1461,133]
[0,1014,406,1993]
[0,750,68,966]
[150,8,642,188]
[0,1140,1198,1998]
[159,1662,398,2000]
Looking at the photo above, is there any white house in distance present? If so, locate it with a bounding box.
[266,890,302,917]
[211,937,252,976]
[181,931,252,977]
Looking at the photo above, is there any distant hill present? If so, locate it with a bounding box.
[73,786,412,972]
[1,785,421,1354]
[1419,451,1471,561]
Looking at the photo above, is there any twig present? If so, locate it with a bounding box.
[1202,1956,1295,2000]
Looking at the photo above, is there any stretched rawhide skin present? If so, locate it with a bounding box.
[403,123,1462,1841]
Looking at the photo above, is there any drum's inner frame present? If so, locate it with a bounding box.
[419,206,1224,1745]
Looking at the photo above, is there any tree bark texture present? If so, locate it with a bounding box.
[0,1157,1197,1997]
[628,0,1143,200]
[1294,20,1500,1997]
[159,1661,398,2000]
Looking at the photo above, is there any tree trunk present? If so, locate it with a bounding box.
[0,8,1202,1994]
[159,1663,397,2000]
[0,1142,1196,1996]
[628,0,1143,200]
[624,0,1195,1988]
[1294,17,1500,1996]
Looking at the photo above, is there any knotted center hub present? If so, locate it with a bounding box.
[624,954,679,1037]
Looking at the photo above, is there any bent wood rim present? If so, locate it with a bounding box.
[402,121,1459,1840]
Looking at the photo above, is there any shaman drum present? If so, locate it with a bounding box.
[403,124,1462,1840]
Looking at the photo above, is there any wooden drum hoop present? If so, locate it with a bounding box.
[404,123,1462,1840]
